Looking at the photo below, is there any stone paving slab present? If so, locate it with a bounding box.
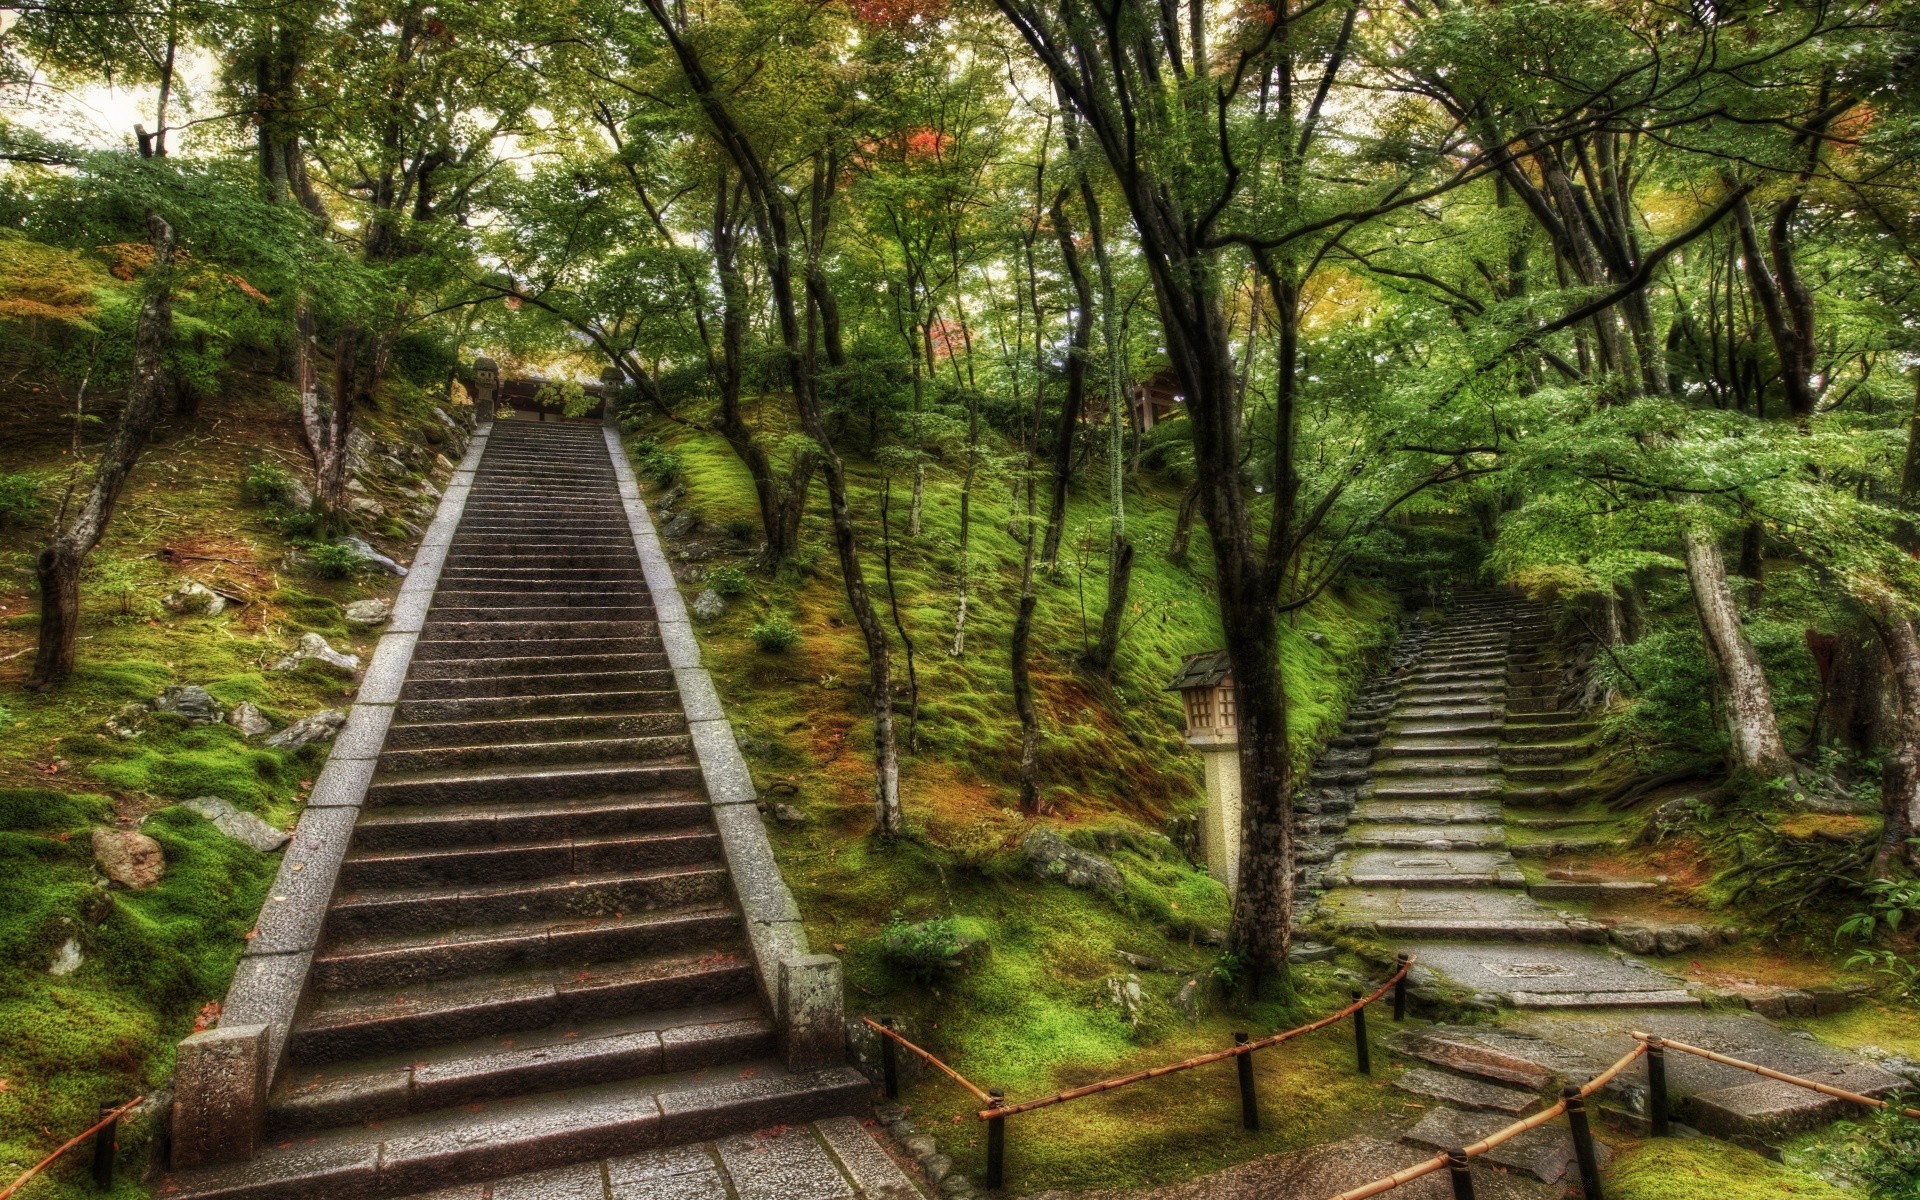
[1402,1106,1609,1183]
[1392,1067,1543,1114]
[398,1123,928,1199]
[1402,943,1696,1007]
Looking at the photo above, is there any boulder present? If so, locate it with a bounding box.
[92,828,165,889]
[271,633,360,677]
[152,685,224,725]
[1020,829,1125,899]
[343,598,394,628]
[1103,973,1148,1030]
[1117,950,1166,972]
[49,937,83,976]
[340,535,406,577]
[180,797,290,853]
[770,803,808,826]
[347,496,386,520]
[1174,976,1203,1024]
[162,578,227,616]
[226,701,273,738]
[263,708,347,749]
[692,588,727,622]
[662,510,699,539]
[104,702,147,740]
[285,476,316,511]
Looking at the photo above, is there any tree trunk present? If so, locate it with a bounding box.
[1682,526,1791,777]
[950,394,979,657]
[1039,194,1093,570]
[30,214,176,688]
[881,479,920,753]
[1083,537,1133,673]
[1167,481,1201,565]
[1867,598,1920,875]
[295,308,353,531]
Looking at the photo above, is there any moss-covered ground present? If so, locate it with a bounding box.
[1608,1138,1852,1200]
[0,311,464,1194]
[632,414,1407,1189]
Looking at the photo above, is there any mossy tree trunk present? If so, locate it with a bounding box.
[30,214,176,688]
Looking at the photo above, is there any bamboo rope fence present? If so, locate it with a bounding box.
[0,1096,141,1200]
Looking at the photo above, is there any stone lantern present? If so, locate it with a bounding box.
[600,366,624,428]
[1166,650,1242,893]
[472,356,500,424]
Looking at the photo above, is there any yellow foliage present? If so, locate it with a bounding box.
[0,234,116,328]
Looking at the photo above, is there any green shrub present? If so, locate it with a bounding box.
[708,565,753,597]
[306,543,367,579]
[630,437,683,486]
[241,460,295,506]
[881,917,965,984]
[1819,1099,1920,1200]
[750,613,799,653]
[0,472,41,530]
[725,517,757,542]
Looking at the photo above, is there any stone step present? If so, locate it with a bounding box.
[338,826,721,890]
[1347,824,1505,850]
[266,1000,773,1136]
[1499,740,1593,766]
[411,638,670,662]
[376,732,694,773]
[1376,737,1498,757]
[365,763,703,807]
[312,902,740,990]
[289,945,758,1065]
[167,1063,869,1200]
[1504,782,1596,805]
[396,688,682,725]
[400,669,675,701]
[403,652,670,681]
[1367,777,1501,801]
[418,619,659,642]
[1503,762,1593,784]
[350,793,713,852]
[325,863,733,939]
[431,588,653,608]
[1348,800,1503,825]
[437,566,648,583]
[1371,757,1500,777]
[1327,848,1526,889]
[445,552,645,570]
[1390,718,1504,739]
[1506,695,1564,715]
[1503,720,1599,744]
[385,710,686,749]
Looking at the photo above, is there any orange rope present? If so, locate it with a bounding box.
[0,1096,142,1200]
[982,956,1416,1120]
[861,1016,994,1104]
[1635,1033,1920,1119]
[1325,1040,1649,1200]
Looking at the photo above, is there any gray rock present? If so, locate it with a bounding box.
[662,511,699,539]
[1174,977,1202,1024]
[1021,829,1125,899]
[871,1103,907,1125]
[49,937,83,976]
[1609,924,1660,955]
[162,578,227,616]
[347,495,386,520]
[263,708,346,749]
[92,828,165,889]
[1118,950,1166,972]
[284,476,315,510]
[938,1175,975,1198]
[104,702,147,739]
[692,588,727,621]
[1392,1066,1542,1115]
[346,428,377,474]
[152,684,224,725]
[1199,927,1228,946]
[226,701,273,738]
[899,1135,937,1160]
[1288,940,1336,964]
[180,797,290,852]
[342,598,394,628]
[339,535,406,577]
[922,1154,953,1185]
[1103,973,1148,1030]
[272,633,360,677]
[771,803,808,826]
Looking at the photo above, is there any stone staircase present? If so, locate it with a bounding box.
[1310,591,1697,1009]
[168,420,868,1199]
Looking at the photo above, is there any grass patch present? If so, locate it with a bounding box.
[1608,1137,1852,1200]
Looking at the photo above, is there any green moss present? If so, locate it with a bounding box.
[0,789,274,1192]
[1608,1138,1853,1200]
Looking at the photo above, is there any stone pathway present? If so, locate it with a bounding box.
[403,1118,926,1199]
[167,419,865,1199]
[1310,592,1694,1008]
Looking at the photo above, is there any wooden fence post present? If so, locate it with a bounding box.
[1563,1086,1603,1200]
[1234,1032,1259,1131]
[1352,991,1371,1075]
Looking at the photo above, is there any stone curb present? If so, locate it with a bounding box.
[169,421,492,1169]
[601,425,845,1073]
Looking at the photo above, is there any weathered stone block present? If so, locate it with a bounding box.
[780,954,846,1072]
[171,1023,268,1169]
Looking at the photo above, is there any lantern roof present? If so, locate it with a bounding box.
[1164,650,1232,692]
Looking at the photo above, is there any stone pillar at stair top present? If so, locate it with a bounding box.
[600,366,624,428]
[170,1022,269,1170]
[1167,651,1241,894]
[472,356,499,424]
